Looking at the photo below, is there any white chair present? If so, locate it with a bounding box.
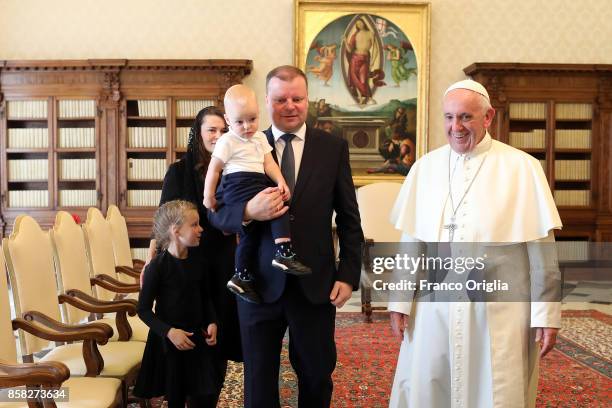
[356,182,403,322]
[0,234,123,408]
[1,243,69,408]
[2,215,144,405]
[82,208,140,302]
[50,211,148,342]
[106,205,144,284]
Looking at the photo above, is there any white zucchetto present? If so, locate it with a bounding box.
[444,79,490,101]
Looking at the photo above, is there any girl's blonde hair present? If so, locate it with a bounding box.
[153,200,198,250]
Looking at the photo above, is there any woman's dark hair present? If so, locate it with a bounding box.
[188,106,225,178]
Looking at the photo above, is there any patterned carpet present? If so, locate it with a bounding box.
[133,310,611,407]
[536,310,612,407]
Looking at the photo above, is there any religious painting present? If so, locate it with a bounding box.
[295,0,430,185]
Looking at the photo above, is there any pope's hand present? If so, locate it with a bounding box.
[535,327,558,358]
[390,311,409,342]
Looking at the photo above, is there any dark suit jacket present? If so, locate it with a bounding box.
[209,126,363,304]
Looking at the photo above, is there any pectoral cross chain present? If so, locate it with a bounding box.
[444,216,458,242]
[445,149,489,243]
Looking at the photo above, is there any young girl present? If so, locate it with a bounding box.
[134,200,223,407]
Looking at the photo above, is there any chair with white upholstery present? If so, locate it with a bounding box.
[106,205,143,284]
[1,236,123,408]
[2,215,144,405]
[50,211,148,342]
[356,182,403,322]
[82,208,140,302]
[1,243,68,408]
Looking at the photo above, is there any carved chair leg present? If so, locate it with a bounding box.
[360,283,373,323]
[122,381,129,408]
[364,303,373,323]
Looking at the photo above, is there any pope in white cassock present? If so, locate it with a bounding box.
[387,80,563,408]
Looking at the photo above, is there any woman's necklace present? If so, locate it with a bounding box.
[443,150,488,242]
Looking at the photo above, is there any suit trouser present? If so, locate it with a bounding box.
[220,171,291,271]
[237,277,337,407]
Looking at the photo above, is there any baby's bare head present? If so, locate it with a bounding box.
[224,84,258,116]
[224,84,260,138]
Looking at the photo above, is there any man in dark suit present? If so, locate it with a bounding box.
[209,65,363,407]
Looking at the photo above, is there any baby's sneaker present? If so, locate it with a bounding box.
[272,251,312,276]
[226,273,261,304]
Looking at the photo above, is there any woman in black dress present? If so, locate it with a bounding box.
[144,107,241,402]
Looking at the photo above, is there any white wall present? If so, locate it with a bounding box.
[1,0,611,149]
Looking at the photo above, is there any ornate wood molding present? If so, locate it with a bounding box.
[101,72,121,106]
[223,71,247,88]
[1,59,252,90]
[483,75,507,105]
[122,59,252,73]
[2,59,125,71]
[465,62,612,75]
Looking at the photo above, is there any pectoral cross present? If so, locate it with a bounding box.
[444,216,457,242]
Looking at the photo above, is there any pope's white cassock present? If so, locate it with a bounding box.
[388,132,563,408]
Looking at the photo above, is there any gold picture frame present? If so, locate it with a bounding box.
[295,0,430,186]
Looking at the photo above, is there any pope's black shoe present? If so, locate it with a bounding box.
[226,274,261,304]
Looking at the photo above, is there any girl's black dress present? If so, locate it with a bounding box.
[158,149,242,363]
[133,249,224,401]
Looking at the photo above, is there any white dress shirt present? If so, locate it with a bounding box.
[270,123,307,183]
